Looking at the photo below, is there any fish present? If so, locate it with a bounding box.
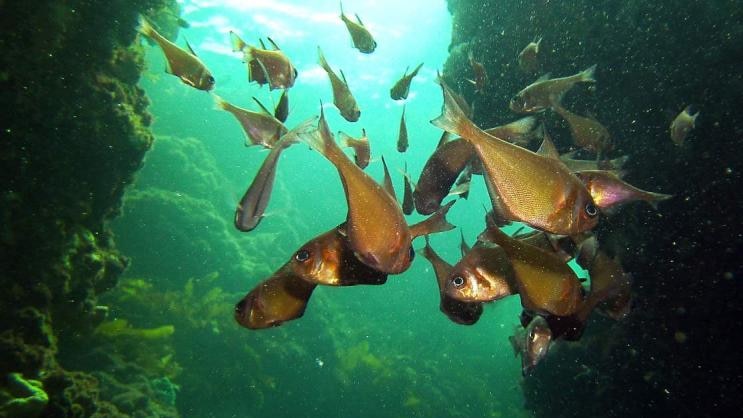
[402,164,415,215]
[380,156,396,199]
[230,32,298,90]
[287,225,388,286]
[298,108,453,274]
[397,105,409,152]
[339,129,370,169]
[480,226,584,317]
[234,272,316,330]
[467,49,488,94]
[413,138,475,215]
[317,47,361,122]
[450,164,472,199]
[518,36,542,74]
[444,240,516,303]
[587,250,632,320]
[560,152,629,173]
[214,95,288,148]
[138,16,215,91]
[234,119,316,231]
[575,170,672,212]
[509,315,552,376]
[339,1,377,53]
[510,65,597,113]
[390,63,424,100]
[670,105,700,146]
[550,97,611,156]
[419,236,483,325]
[433,78,600,235]
[274,89,289,123]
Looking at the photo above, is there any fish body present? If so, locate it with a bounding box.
[445,241,516,303]
[234,271,316,329]
[551,100,611,155]
[587,251,632,320]
[467,50,488,94]
[339,129,370,169]
[402,165,415,215]
[433,79,600,235]
[670,105,699,146]
[390,63,424,100]
[138,16,215,90]
[518,37,542,74]
[575,170,672,212]
[274,89,289,123]
[560,153,629,173]
[481,226,584,317]
[420,237,483,325]
[414,138,475,215]
[397,105,409,152]
[214,95,288,148]
[510,315,552,375]
[510,65,596,113]
[318,47,361,122]
[231,33,297,90]
[340,2,377,53]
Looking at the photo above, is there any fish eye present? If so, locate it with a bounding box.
[584,202,598,217]
[295,249,310,262]
[206,75,215,84]
[451,276,465,288]
[408,246,416,262]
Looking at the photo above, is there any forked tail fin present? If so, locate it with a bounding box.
[409,200,456,238]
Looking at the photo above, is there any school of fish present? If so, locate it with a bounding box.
[138,4,687,376]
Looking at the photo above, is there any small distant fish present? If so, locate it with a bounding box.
[550,97,612,156]
[317,46,361,122]
[402,164,415,215]
[518,36,542,74]
[230,32,298,90]
[510,65,597,113]
[214,95,287,148]
[467,49,489,94]
[484,116,541,148]
[397,105,409,153]
[339,129,370,169]
[138,16,215,91]
[234,120,315,232]
[575,170,672,213]
[420,236,483,325]
[670,105,699,146]
[340,1,377,53]
[274,89,289,123]
[560,151,629,173]
[390,63,424,100]
[510,315,552,376]
[234,271,317,330]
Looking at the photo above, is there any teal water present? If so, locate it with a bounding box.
[112,1,536,416]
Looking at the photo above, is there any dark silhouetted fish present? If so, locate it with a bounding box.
[274,89,289,123]
[397,105,409,153]
[390,63,423,100]
[402,163,415,215]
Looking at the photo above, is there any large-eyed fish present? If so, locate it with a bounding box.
[433,78,600,235]
[509,315,552,375]
[234,272,316,330]
[575,170,672,213]
[510,65,596,113]
[138,16,215,91]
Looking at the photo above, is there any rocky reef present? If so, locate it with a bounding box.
[0,0,182,416]
[445,0,743,416]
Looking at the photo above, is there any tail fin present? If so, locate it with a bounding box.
[317,46,332,74]
[431,76,475,141]
[213,94,230,111]
[296,106,343,163]
[646,192,673,210]
[409,200,456,239]
[580,64,597,83]
[229,31,248,52]
[534,36,543,52]
[137,15,156,39]
[410,62,424,77]
[278,116,318,149]
[380,156,397,200]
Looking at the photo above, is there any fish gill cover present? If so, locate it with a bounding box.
[1,0,742,417]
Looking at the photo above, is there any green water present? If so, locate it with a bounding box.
[111,1,532,416]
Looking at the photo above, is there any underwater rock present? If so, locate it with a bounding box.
[0,373,49,418]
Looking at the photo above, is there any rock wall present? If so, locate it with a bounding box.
[0,1,181,416]
[444,0,743,416]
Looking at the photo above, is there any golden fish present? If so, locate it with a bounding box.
[445,241,515,303]
[339,129,370,169]
[230,32,298,90]
[575,170,672,212]
[299,108,453,274]
[138,16,215,91]
[467,50,488,94]
[397,105,409,152]
[587,250,632,320]
[340,1,377,53]
[390,63,424,100]
[551,98,611,155]
[670,105,699,146]
[433,78,600,235]
[234,272,316,330]
[214,95,287,148]
[518,36,542,74]
[318,47,360,122]
[420,236,483,325]
[481,226,584,317]
[509,315,552,376]
[510,65,596,113]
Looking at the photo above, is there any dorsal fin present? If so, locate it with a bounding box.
[266,36,281,50]
[252,97,273,115]
[355,13,364,26]
[536,136,560,160]
[339,69,349,85]
[184,38,197,56]
[535,72,551,83]
[380,156,397,201]
[259,38,267,50]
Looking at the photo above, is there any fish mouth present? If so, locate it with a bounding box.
[234,296,252,327]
